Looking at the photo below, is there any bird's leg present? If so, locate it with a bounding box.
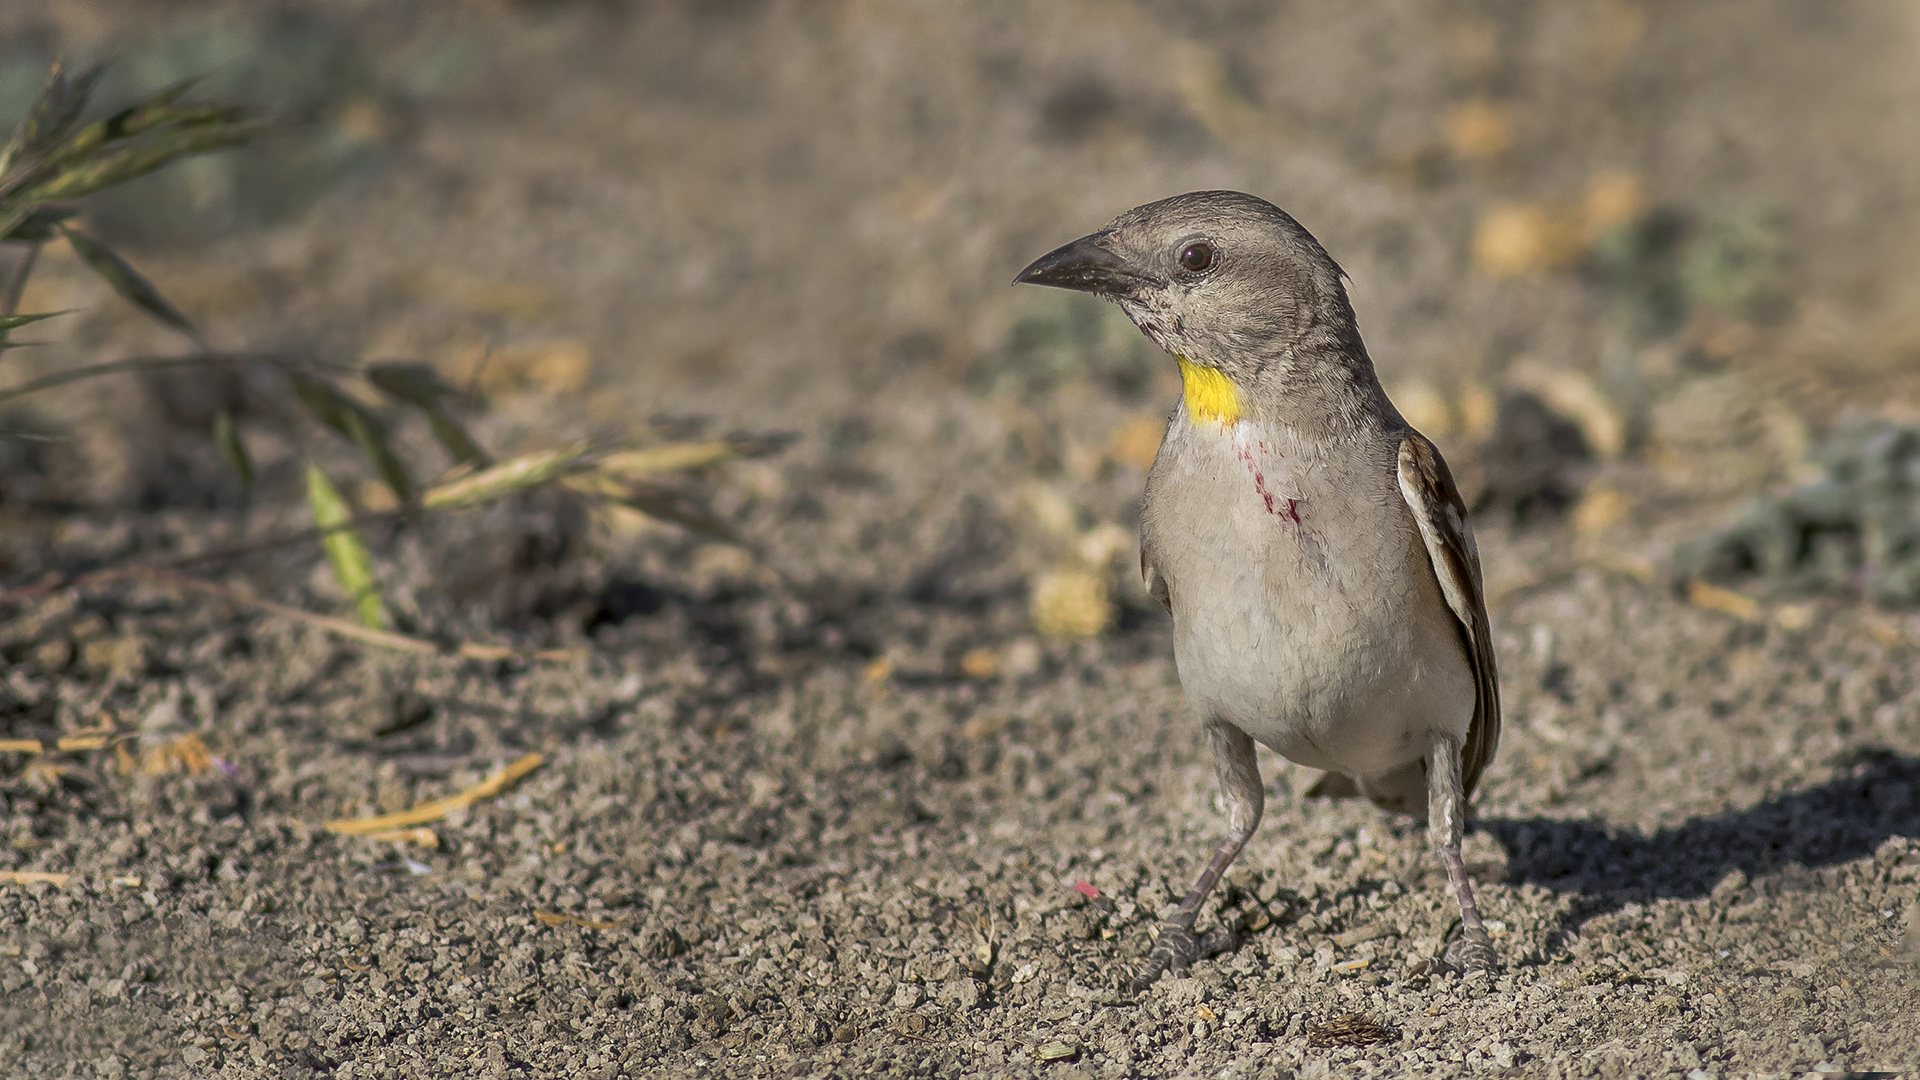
[1428,734,1499,974]
[1129,721,1263,994]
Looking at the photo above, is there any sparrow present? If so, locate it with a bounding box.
[1015,190,1502,991]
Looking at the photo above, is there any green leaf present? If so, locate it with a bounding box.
[41,78,209,167]
[212,408,252,486]
[291,373,354,434]
[343,408,413,503]
[292,373,414,501]
[305,461,388,630]
[422,413,488,466]
[2,205,79,242]
[601,480,742,543]
[58,226,202,343]
[0,311,69,351]
[0,311,68,332]
[366,361,488,465]
[0,207,29,246]
[363,361,446,405]
[0,62,106,175]
[40,101,254,179]
[23,121,255,203]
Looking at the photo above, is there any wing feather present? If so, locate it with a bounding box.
[1396,431,1501,797]
[1141,547,1172,613]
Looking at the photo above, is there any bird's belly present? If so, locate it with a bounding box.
[1168,533,1474,780]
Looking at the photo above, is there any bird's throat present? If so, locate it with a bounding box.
[1177,357,1241,428]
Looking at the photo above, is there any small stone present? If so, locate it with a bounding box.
[958,648,1000,679]
[1710,868,1748,906]
[1036,1040,1079,1062]
[694,992,730,1037]
[81,635,145,681]
[1031,568,1111,639]
[939,977,980,1010]
[31,637,71,672]
[832,1023,857,1044]
[1332,922,1391,948]
[1003,638,1044,678]
[891,982,924,1009]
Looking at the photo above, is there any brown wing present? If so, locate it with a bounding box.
[1396,431,1501,798]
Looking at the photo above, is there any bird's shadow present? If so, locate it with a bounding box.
[1478,747,1919,925]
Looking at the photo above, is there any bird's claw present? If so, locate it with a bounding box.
[1128,913,1199,994]
[1195,925,1239,959]
[1127,913,1241,994]
[1438,926,1499,975]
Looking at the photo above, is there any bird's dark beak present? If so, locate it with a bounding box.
[1013,231,1151,296]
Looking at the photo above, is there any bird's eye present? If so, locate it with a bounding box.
[1178,241,1215,273]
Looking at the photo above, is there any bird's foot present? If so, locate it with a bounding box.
[1196,924,1239,960]
[1127,912,1240,994]
[1436,926,1499,976]
[1408,926,1499,979]
[1128,912,1198,994]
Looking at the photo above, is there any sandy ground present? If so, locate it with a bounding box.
[3,2,1920,1077]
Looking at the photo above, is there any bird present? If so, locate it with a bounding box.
[1014,191,1502,992]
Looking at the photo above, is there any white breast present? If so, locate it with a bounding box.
[1141,416,1475,780]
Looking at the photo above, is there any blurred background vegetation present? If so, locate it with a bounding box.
[4,0,1920,645]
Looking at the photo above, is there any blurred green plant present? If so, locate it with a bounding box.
[976,291,1160,400]
[1589,206,1788,343]
[0,62,257,344]
[0,10,460,247]
[1675,421,1920,606]
[0,63,791,640]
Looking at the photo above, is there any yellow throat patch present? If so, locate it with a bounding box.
[1177,357,1241,427]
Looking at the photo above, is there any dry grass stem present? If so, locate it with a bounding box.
[1687,579,1761,622]
[361,827,439,848]
[129,569,577,663]
[533,910,621,930]
[324,753,544,834]
[0,871,71,888]
[420,442,592,510]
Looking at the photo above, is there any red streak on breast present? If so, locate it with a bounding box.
[1254,472,1276,515]
[1237,445,1295,522]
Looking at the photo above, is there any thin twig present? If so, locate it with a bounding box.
[127,567,577,663]
[0,440,704,606]
[0,449,619,606]
[0,349,363,406]
[0,500,420,607]
[0,353,234,405]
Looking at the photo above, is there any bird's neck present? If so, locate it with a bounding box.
[1177,356,1242,427]
[1176,347,1395,443]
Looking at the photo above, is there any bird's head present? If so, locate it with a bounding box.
[1015,190,1368,427]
